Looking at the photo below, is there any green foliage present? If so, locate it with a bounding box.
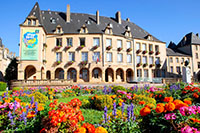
[4,58,18,82]
[113,86,126,94]
[81,99,90,108]
[29,92,48,104]
[89,95,113,110]
[0,82,7,91]
[133,94,156,105]
[12,87,21,91]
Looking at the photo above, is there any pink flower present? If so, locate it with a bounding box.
[197,106,200,113]
[9,103,14,110]
[121,91,127,95]
[181,126,200,133]
[180,106,196,116]
[127,95,131,99]
[164,113,176,120]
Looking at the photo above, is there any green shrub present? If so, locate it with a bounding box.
[132,94,156,105]
[12,87,21,91]
[0,82,7,91]
[89,95,113,110]
[29,92,48,104]
[81,99,91,108]
[112,86,126,94]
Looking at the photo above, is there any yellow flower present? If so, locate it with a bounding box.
[95,127,108,133]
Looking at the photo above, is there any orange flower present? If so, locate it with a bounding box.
[173,99,188,109]
[139,101,145,105]
[74,127,86,133]
[163,97,173,102]
[193,93,199,98]
[38,105,44,111]
[140,107,151,116]
[184,100,192,105]
[155,103,165,113]
[27,111,36,118]
[95,127,108,133]
[165,102,175,111]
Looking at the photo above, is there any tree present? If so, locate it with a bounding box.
[4,58,18,82]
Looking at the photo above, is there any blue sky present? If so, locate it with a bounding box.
[0,0,200,56]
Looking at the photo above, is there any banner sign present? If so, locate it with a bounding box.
[21,29,39,60]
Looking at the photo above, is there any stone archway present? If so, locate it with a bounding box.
[24,65,36,80]
[67,68,77,82]
[116,68,124,82]
[46,70,51,80]
[126,68,134,82]
[105,68,114,82]
[92,68,102,81]
[80,68,89,82]
[55,68,64,79]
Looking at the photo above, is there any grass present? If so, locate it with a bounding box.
[0,91,6,95]
[58,95,90,103]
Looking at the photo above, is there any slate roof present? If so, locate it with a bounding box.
[0,38,2,47]
[24,2,164,43]
[166,48,191,57]
[177,32,200,47]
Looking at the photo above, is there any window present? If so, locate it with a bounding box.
[69,52,75,61]
[136,43,140,50]
[149,56,153,64]
[170,57,173,63]
[80,38,85,46]
[117,40,122,48]
[56,52,62,61]
[93,38,100,46]
[187,58,190,63]
[56,38,62,46]
[176,58,179,63]
[137,69,142,77]
[149,44,153,51]
[155,57,160,64]
[155,45,159,52]
[196,53,198,59]
[198,62,200,69]
[142,43,146,51]
[196,45,198,50]
[127,54,132,63]
[181,58,184,63]
[106,53,112,62]
[94,69,99,78]
[67,38,73,46]
[28,19,31,25]
[170,66,173,73]
[93,52,100,62]
[127,41,131,49]
[57,27,61,33]
[117,53,123,62]
[144,70,148,77]
[32,19,36,25]
[176,66,181,74]
[136,56,141,64]
[82,52,88,61]
[106,39,112,47]
[161,70,165,77]
[82,28,86,33]
[142,56,147,64]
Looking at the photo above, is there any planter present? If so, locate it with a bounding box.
[43,60,47,63]
[127,48,132,52]
[43,43,47,48]
[92,45,99,50]
[56,61,61,65]
[106,46,112,50]
[143,63,148,67]
[137,63,142,67]
[142,50,148,54]
[54,46,61,50]
[67,61,74,65]
[65,46,71,50]
[156,51,160,55]
[77,45,84,50]
[117,47,123,51]
[149,51,154,55]
[136,49,142,54]
[149,64,155,68]
[80,61,87,66]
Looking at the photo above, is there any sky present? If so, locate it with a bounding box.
[0,0,200,56]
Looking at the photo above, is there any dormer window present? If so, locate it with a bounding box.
[57,28,61,33]
[80,25,88,33]
[51,18,56,24]
[32,19,36,25]
[28,19,31,25]
[105,23,113,34]
[56,25,63,34]
[26,16,37,26]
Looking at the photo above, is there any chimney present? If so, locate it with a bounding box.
[115,11,121,24]
[96,10,100,25]
[126,18,130,22]
[196,33,199,37]
[66,4,70,23]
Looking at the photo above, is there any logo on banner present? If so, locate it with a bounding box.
[23,32,38,48]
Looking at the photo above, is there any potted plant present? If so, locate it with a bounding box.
[142,50,148,54]
[56,61,61,65]
[77,45,85,50]
[149,51,154,55]
[117,47,123,51]
[136,49,142,54]
[43,59,47,63]
[149,64,155,68]
[156,51,160,55]
[65,46,71,50]
[127,48,132,52]
[137,63,142,67]
[143,63,148,67]
[67,61,74,65]
[80,61,87,66]
[54,45,61,50]
[43,43,47,48]
[93,45,99,50]
[106,46,112,50]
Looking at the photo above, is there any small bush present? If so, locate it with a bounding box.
[29,92,48,104]
[112,86,126,94]
[81,99,91,108]
[132,94,156,105]
[0,82,7,91]
[89,95,113,110]
[12,87,21,91]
